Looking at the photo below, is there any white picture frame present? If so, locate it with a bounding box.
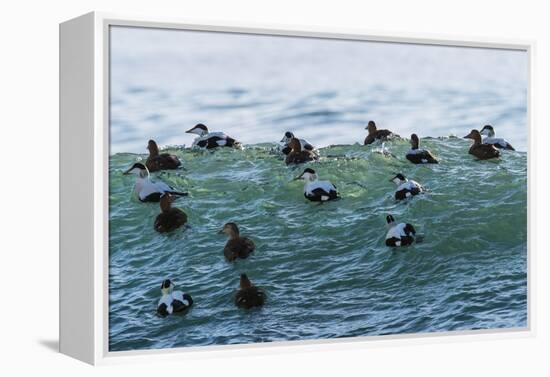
[59,11,535,365]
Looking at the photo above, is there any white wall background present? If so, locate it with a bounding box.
[0,0,547,375]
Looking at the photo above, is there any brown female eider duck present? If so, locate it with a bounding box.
[406,134,439,164]
[385,215,417,247]
[295,168,339,202]
[464,129,501,160]
[157,279,193,317]
[390,173,425,201]
[123,162,188,202]
[285,137,318,165]
[479,125,515,150]
[145,139,182,172]
[280,131,315,155]
[219,223,255,261]
[364,120,399,145]
[235,273,265,309]
[154,193,188,233]
[185,123,241,149]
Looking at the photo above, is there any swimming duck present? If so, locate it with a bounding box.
[280,131,315,155]
[390,173,424,200]
[154,193,188,233]
[385,215,416,247]
[219,223,255,262]
[123,162,188,202]
[406,134,439,164]
[285,138,318,165]
[479,125,515,150]
[157,279,193,317]
[185,123,241,149]
[235,273,266,309]
[145,139,182,172]
[295,168,339,202]
[464,129,501,160]
[364,120,399,145]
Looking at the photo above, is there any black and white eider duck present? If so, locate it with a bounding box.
[123,162,188,202]
[364,120,399,145]
[157,279,193,317]
[280,131,315,155]
[295,168,339,202]
[406,134,439,164]
[219,222,255,262]
[154,193,188,233]
[464,129,501,160]
[285,138,318,165]
[390,173,425,201]
[185,123,241,149]
[235,273,266,309]
[385,215,416,247]
[146,139,182,172]
[479,125,515,150]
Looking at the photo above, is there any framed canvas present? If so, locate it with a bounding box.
[59,12,534,365]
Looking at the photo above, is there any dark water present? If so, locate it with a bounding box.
[108,138,527,352]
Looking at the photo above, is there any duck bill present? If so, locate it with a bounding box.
[217,229,224,234]
[463,134,473,139]
[293,173,304,181]
[122,167,133,175]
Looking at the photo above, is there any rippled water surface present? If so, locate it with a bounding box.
[108,26,528,352]
[109,139,527,352]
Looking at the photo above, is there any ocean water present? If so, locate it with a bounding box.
[109,139,527,352]
[108,27,528,352]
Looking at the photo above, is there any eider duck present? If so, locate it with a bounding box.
[185,123,241,149]
[364,120,399,145]
[406,134,439,164]
[154,193,188,233]
[479,125,515,150]
[157,279,193,317]
[285,137,318,165]
[145,139,182,172]
[385,215,416,247]
[219,223,255,262]
[280,131,315,155]
[390,173,424,201]
[295,168,339,202]
[123,162,188,202]
[464,129,501,160]
[235,273,266,309]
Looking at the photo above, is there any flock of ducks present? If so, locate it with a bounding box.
[119,121,515,317]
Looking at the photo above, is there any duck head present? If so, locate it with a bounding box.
[410,133,420,150]
[464,129,482,144]
[219,222,240,239]
[280,131,294,144]
[295,168,317,182]
[390,173,407,186]
[123,162,149,178]
[160,279,174,296]
[480,125,495,137]
[160,193,175,213]
[239,273,253,289]
[288,137,302,152]
[185,123,208,136]
[147,139,160,156]
[365,120,377,134]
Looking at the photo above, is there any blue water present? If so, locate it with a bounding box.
[108,27,528,352]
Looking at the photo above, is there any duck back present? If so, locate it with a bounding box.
[146,154,181,172]
[235,286,266,309]
[154,208,188,233]
[224,237,255,261]
[469,144,500,160]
